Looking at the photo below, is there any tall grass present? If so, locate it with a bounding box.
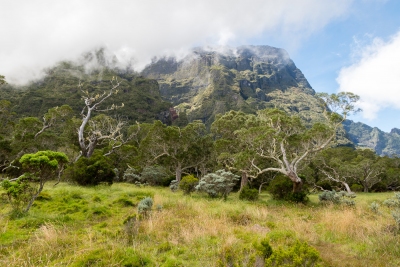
[1,183,399,266]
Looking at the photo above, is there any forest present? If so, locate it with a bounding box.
[1,72,400,266]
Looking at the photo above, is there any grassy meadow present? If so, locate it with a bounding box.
[1,183,399,266]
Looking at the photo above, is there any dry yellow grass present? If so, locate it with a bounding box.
[1,184,399,266]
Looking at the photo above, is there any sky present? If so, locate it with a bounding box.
[1,0,400,132]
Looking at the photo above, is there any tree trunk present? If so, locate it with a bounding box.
[342,182,352,193]
[292,180,303,193]
[176,163,182,182]
[240,172,248,191]
[287,171,303,192]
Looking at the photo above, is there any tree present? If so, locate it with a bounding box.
[312,147,358,193]
[0,75,6,85]
[348,149,385,192]
[212,111,259,190]
[139,120,212,181]
[77,77,125,159]
[34,105,74,139]
[236,92,360,192]
[17,150,68,212]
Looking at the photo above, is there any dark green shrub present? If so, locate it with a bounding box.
[179,174,199,195]
[239,186,259,201]
[268,175,308,203]
[268,175,293,200]
[371,181,387,192]
[350,184,364,192]
[254,238,273,260]
[69,153,115,186]
[195,170,239,200]
[316,180,332,191]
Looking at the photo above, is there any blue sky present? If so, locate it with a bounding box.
[1,0,399,131]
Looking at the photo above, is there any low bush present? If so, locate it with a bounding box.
[68,153,115,186]
[195,170,239,200]
[268,175,309,203]
[239,186,259,201]
[265,240,322,266]
[138,197,153,218]
[179,174,199,195]
[318,190,356,206]
[350,184,364,192]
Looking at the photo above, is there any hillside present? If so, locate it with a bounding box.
[344,120,400,156]
[141,46,326,126]
[1,56,172,124]
[1,183,399,266]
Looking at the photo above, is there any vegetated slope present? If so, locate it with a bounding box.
[344,120,400,156]
[1,59,172,124]
[0,183,399,266]
[141,45,326,126]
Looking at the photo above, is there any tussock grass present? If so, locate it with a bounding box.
[1,183,399,266]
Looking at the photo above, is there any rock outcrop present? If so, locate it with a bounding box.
[141,45,323,125]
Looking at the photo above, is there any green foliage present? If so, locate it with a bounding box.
[318,190,356,206]
[351,184,364,192]
[140,165,169,186]
[239,186,259,201]
[138,197,153,217]
[195,169,239,199]
[69,153,115,186]
[254,238,273,259]
[268,175,308,203]
[370,202,380,214]
[122,167,141,183]
[265,240,322,267]
[179,174,199,195]
[1,176,35,215]
[383,193,400,231]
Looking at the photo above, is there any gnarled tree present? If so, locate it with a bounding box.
[236,92,360,192]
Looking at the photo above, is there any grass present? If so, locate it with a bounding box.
[1,183,399,266]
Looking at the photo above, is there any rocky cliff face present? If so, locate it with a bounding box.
[141,45,324,125]
[343,120,400,156]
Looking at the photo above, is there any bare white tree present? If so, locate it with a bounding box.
[76,77,125,160]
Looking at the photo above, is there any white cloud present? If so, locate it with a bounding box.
[0,0,353,84]
[337,31,400,119]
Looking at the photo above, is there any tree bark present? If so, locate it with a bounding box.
[342,182,352,193]
[292,180,303,193]
[176,163,182,182]
[240,172,248,191]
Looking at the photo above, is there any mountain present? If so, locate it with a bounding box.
[141,45,326,125]
[1,59,172,124]
[343,120,400,156]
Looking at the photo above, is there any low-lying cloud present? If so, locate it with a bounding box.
[337,30,400,120]
[1,0,353,84]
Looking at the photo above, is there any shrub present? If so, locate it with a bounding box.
[318,190,356,206]
[140,166,169,186]
[239,186,259,201]
[69,153,115,186]
[350,184,364,192]
[1,176,35,215]
[268,175,308,203]
[370,202,380,214]
[195,170,239,200]
[169,179,179,192]
[138,197,153,217]
[265,240,322,267]
[179,175,199,195]
[371,181,387,192]
[122,167,141,183]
